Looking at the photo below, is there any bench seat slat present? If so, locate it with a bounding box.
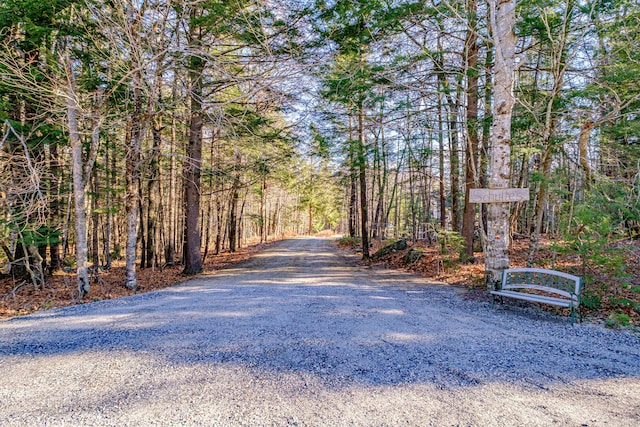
[504,268,581,284]
[490,290,578,308]
[501,283,573,299]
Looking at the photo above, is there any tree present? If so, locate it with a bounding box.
[485,0,517,288]
[182,5,205,275]
[65,55,91,297]
[461,0,480,260]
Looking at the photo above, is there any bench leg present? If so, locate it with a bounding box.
[570,306,582,325]
[490,294,503,308]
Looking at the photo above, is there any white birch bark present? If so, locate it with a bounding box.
[486,0,517,288]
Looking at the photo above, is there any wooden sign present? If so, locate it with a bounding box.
[469,188,529,203]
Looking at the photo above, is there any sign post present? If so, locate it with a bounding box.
[469,188,529,204]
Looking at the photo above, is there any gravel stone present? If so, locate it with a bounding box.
[1,237,639,426]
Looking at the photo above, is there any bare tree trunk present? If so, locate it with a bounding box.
[145,118,161,268]
[238,190,248,249]
[214,190,224,256]
[214,204,223,255]
[485,0,517,288]
[49,142,62,272]
[91,168,100,272]
[373,126,387,239]
[438,92,446,229]
[447,91,462,233]
[125,77,144,290]
[228,151,241,253]
[408,146,417,241]
[65,57,90,297]
[348,117,357,238]
[204,130,217,260]
[260,176,267,242]
[104,139,112,269]
[357,105,370,259]
[462,0,480,259]
[166,116,177,264]
[182,15,204,275]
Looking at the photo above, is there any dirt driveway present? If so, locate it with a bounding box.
[1,237,639,426]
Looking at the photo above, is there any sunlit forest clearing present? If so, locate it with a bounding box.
[1,0,639,326]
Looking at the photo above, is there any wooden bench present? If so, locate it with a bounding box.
[490,268,583,324]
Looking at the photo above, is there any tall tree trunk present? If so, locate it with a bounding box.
[373,122,387,239]
[104,138,113,269]
[91,168,100,272]
[447,90,462,233]
[357,105,370,259]
[348,117,357,238]
[228,189,239,253]
[260,176,267,242]
[438,91,446,229]
[408,146,417,241]
[48,142,62,272]
[182,18,204,275]
[65,57,90,297]
[215,199,223,255]
[228,151,241,253]
[203,129,217,259]
[166,116,177,265]
[125,78,143,290]
[139,169,147,269]
[144,119,160,268]
[485,0,517,288]
[462,0,480,259]
[214,182,224,256]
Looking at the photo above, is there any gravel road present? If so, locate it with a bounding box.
[1,237,639,426]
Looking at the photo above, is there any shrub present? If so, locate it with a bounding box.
[605,311,631,328]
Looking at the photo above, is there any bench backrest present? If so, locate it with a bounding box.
[501,268,582,299]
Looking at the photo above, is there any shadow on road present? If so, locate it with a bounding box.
[2,238,640,391]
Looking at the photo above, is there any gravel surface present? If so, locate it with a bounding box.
[1,237,639,426]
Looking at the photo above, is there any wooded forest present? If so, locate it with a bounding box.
[1,0,639,314]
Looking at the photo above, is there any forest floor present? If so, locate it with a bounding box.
[0,242,273,319]
[2,234,640,328]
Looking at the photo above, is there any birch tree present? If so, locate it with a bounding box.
[485,0,517,287]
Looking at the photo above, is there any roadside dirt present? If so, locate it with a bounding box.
[0,241,272,319]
